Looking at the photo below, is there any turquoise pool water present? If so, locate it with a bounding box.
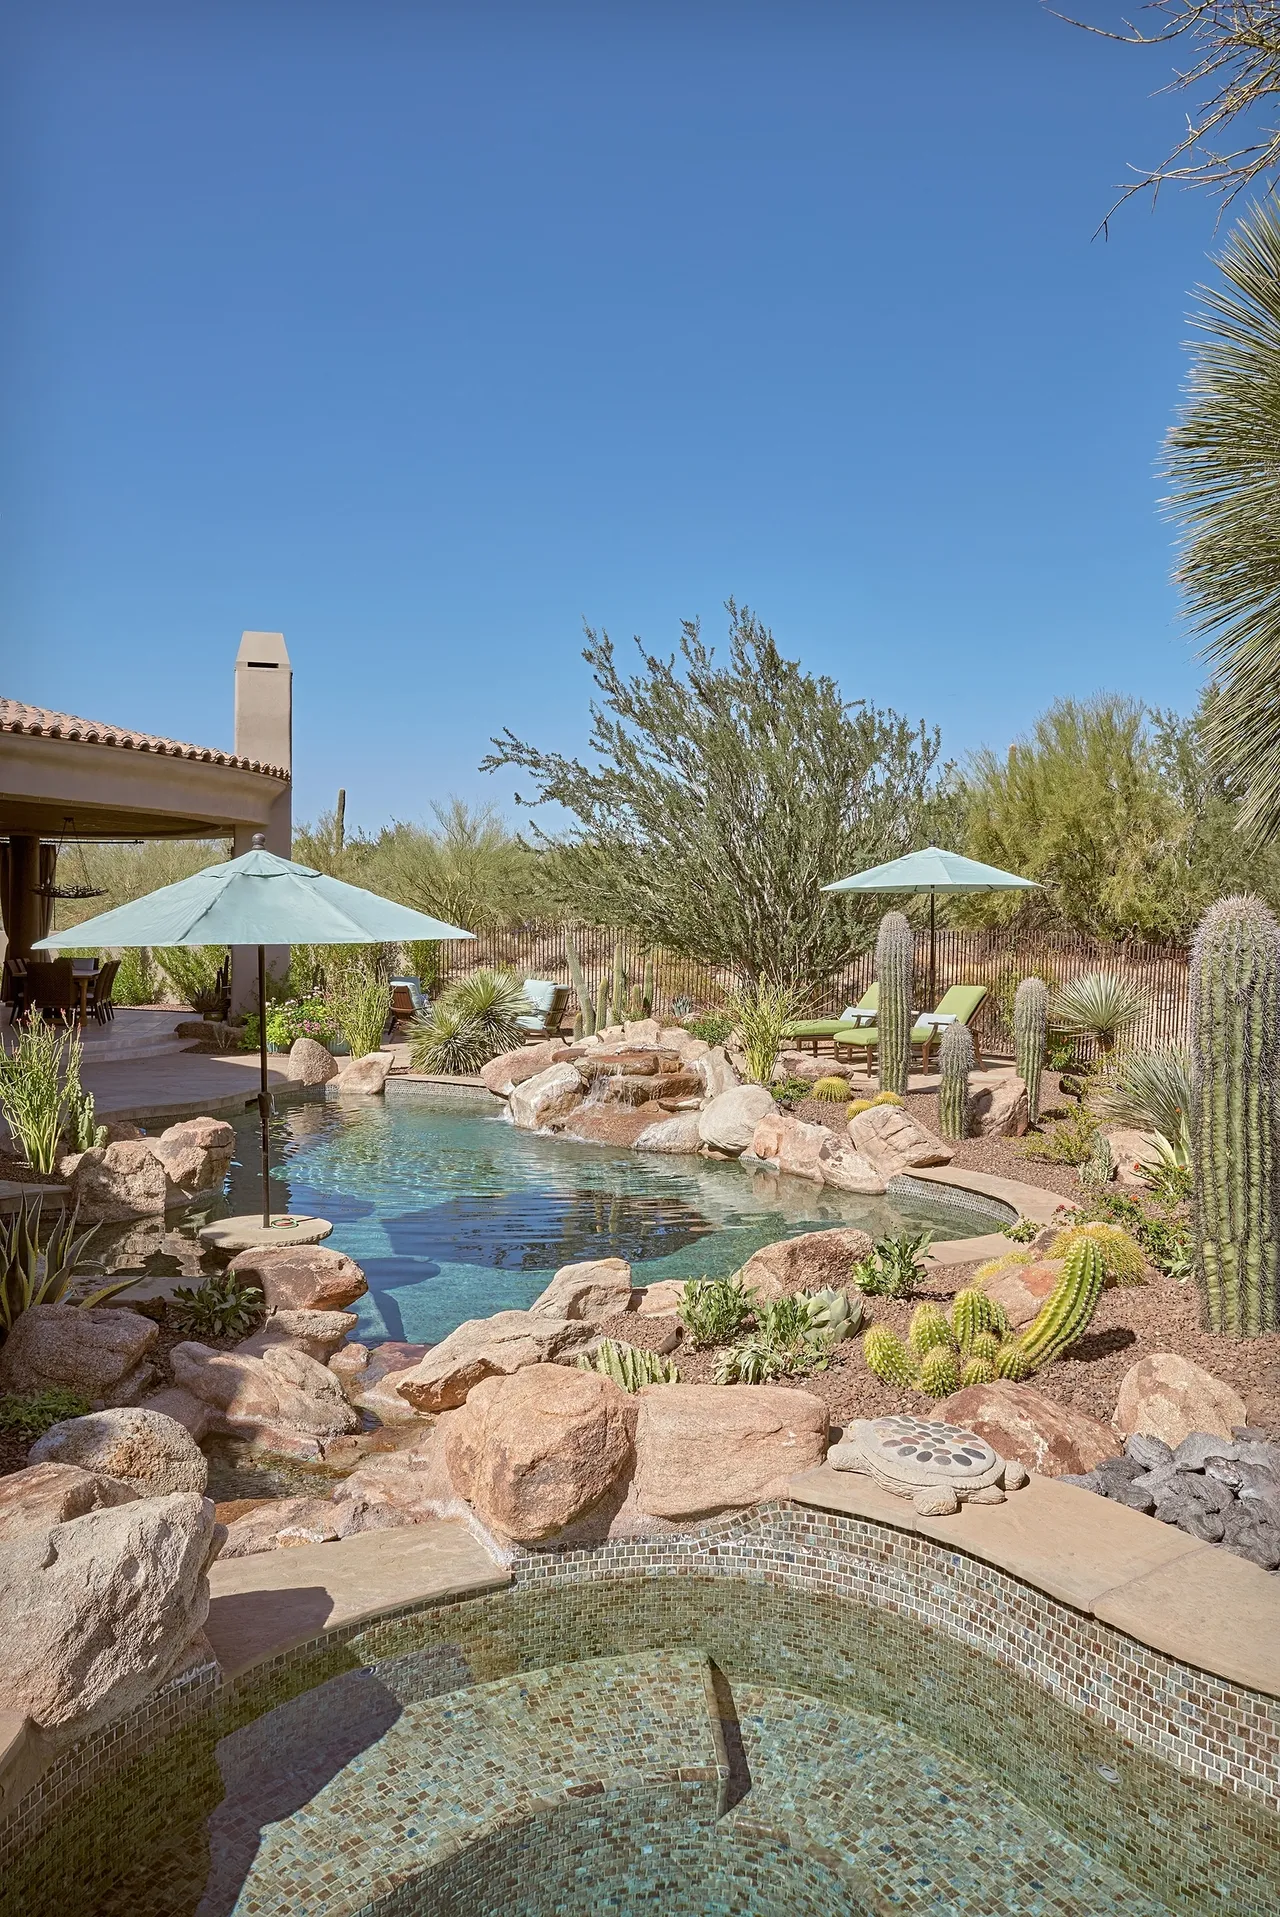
[199,1087,977,1344]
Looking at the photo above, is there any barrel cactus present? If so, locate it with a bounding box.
[1013,976,1048,1125]
[863,1324,918,1391]
[938,1020,973,1141]
[875,910,914,1097]
[812,1075,851,1102]
[1190,895,1280,1337]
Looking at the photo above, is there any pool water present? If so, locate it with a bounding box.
[193,1087,978,1344]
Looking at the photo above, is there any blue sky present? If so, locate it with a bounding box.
[1,1,1229,831]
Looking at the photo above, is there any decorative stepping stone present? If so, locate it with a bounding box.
[828,1415,1028,1516]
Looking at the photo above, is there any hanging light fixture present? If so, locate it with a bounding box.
[36,817,108,901]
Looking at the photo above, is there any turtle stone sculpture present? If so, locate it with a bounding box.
[828,1414,1029,1516]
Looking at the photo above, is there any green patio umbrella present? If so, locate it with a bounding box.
[36,837,474,1229]
[822,846,1039,1006]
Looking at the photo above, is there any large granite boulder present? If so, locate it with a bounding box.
[530,1257,634,1322]
[847,1104,953,1176]
[0,1303,157,1407]
[169,1340,360,1455]
[748,1112,827,1181]
[389,1310,594,1413]
[738,1227,875,1301]
[632,1383,827,1520]
[813,1135,888,1194]
[632,1111,703,1154]
[0,1462,137,1542]
[445,1367,634,1542]
[237,1309,358,1362]
[967,1071,1030,1139]
[136,1386,214,1443]
[329,1051,391,1095]
[287,1037,339,1086]
[940,1381,1121,1478]
[697,1085,775,1155]
[693,1046,741,1100]
[980,1260,1064,1331]
[61,1140,167,1222]
[333,1341,431,1423]
[0,1492,219,1737]
[226,1244,367,1312]
[1114,1353,1247,1448]
[480,1041,558,1097]
[29,1407,208,1496]
[149,1118,235,1201]
[508,1062,584,1131]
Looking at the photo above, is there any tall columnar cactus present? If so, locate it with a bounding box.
[642,953,655,1017]
[1013,976,1048,1124]
[862,1324,918,1391]
[1018,1236,1104,1369]
[1191,895,1280,1337]
[875,911,914,1096]
[595,973,611,1034]
[610,939,627,1026]
[565,931,595,1036]
[938,1020,973,1141]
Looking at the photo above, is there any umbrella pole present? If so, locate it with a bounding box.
[257,944,271,1228]
[928,891,936,1008]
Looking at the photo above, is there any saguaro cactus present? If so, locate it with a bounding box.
[642,953,655,1017]
[610,939,627,1026]
[875,911,913,1096]
[1013,976,1048,1124]
[1190,895,1280,1337]
[595,972,611,1034]
[938,1020,973,1141]
[565,931,595,1036]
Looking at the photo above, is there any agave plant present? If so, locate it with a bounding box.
[1050,971,1147,1059]
[0,1195,128,1337]
[409,968,531,1074]
[1092,1046,1192,1166]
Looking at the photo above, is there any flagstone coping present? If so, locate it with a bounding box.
[789,1462,1280,1698]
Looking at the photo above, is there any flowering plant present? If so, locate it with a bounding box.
[241,996,339,1052]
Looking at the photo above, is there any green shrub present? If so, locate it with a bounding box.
[169,1273,265,1339]
[1049,1221,1146,1286]
[1000,1217,1041,1243]
[409,968,531,1074]
[112,947,158,1006]
[155,945,229,1015]
[772,1076,813,1107]
[0,1388,92,1440]
[684,1011,735,1046]
[677,1275,754,1348]
[714,1290,855,1384]
[1021,1106,1098,1166]
[0,1025,99,1174]
[852,1230,934,1300]
[724,980,807,1086]
[327,963,390,1060]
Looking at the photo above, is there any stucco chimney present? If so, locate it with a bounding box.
[231,632,293,1010]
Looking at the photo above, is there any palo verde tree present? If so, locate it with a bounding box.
[482,602,946,990]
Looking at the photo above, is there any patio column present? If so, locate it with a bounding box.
[1,835,46,964]
[230,631,293,1012]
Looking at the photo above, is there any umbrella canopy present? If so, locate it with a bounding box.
[822,845,1038,1004]
[36,841,474,1229]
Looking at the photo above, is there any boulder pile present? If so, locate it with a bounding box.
[1063,1429,1280,1571]
[61,1117,235,1221]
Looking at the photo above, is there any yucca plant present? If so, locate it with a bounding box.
[723,979,807,1085]
[409,968,531,1074]
[1092,1046,1192,1167]
[1050,971,1147,1060]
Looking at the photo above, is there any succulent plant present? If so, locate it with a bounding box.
[993,1339,1034,1381]
[918,1344,961,1398]
[595,972,611,1033]
[1018,1235,1104,1369]
[577,1338,679,1391]
[802,1286,861,1339]
[960,1353,997,1388]
[862,1323,918,1391]
[875,910,914,1098]
[811,1075,851,1102]
[1079,1130,1115,1191]
[1049,1221,1145,1287]
[610,939,627,1026]
[1014,976,1049,1125]
[907,1301,955,1360]
[950,1285,1004,1353]
[938,1020,973,1141]
[968,1329,1002,1364]
[1190,894,1280,1337]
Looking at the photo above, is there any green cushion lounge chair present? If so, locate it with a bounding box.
[781,983,879,1055]
[832,983,988,1071]
[515,979,571,1041]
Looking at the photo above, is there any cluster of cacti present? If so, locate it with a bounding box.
[938,1020,973,1140]
[1049,1221,1145,1287]
[861,1243,1103,1397]
[577,1338,679,1391]
[875,911,914,1097]
[1190,895,1280,1337]
[1013,976,1048,1125]
[610,938,626,1026]
[811,1075,851,1102]
[847,1090,905,1118]
[595,973,610,1034]
[565,932,595,1036]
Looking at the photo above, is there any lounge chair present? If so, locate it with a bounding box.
[389,976,429,1026]
[832,983,988,1071]
[781,984,879,1055]
[515,979,570,1041]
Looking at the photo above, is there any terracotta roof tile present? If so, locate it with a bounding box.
[0,698,289,781]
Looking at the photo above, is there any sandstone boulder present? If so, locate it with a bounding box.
[61,1140,167,1222]
[749,1112,827,1181]
[0,1462,137,1542]
[814,1135,888,1194]
[341,1341,431,1422]
[847,1103,953,1176]
[287,1037,339,1086]
[0,1492,219,1736]
[967,1071,1030,1139]
[479,1041,558,1097]
[216,1492,409,1557]
[693,1047,743,1102]
[390,1310,594,1413]
[331,1422,468,1523]
[1107,1129,1165,1190]
[980,1260,1064,1331]
[508,1062,584,1131]
[633,1111,703,1154]
[622,1018,663,1047]
[698,1084,775,1155]
[237,1309,358,1362]
[226,1244,368,1312]
[940,1381,1121,1477]
[136,1386,214,1443]
[0,1303,158,1407]
[1114,1353,1247,1449]
[556,1106,668,1147]
[738,1228,875,1301]
[29,1407,208,1496]
[329,1051,391,1095]
[633,1383,827,1520]
[635,1279,687,1317]
[169,1340,360,1453]
[150,1118,236,1200]
[530,1257,633,1322]
[445,1366,634,1542]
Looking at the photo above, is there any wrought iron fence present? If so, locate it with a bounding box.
[429,923,1191,1059]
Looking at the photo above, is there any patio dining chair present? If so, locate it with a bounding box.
[832,983,989,1071]
[782,983,879,1055]
[89,957,120,1022]
[1,956,28,1022]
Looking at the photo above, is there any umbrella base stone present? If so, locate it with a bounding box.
[198,1214,333,1252]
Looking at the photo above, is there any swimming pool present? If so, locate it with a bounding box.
[185,1086,983,1343]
